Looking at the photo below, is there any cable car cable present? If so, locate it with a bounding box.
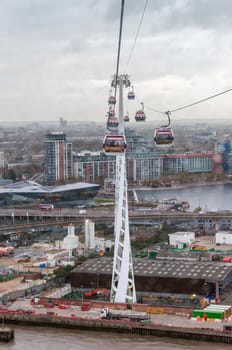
[123,0,149,73]
[113,0,125,101]
[143,104,166,115]
[169,87,232,113]
[171,87,232,113]
[134,90,166,115]
[143,87,232,117]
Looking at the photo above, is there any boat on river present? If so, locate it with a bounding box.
[158,198,190,211]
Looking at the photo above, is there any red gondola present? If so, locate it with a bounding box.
[108,95,116,105]
[135,110,146,122]
[103,134,127,154]
[154,111,174,147]
[135,102,146,122]
[123,115,129,122]
[154,128,174,147]
[128,86,135,100]
[128,91,135,100]
[107,116,119,128]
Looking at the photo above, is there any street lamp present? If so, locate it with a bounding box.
[11,212,14,225]
[26,211,29,224]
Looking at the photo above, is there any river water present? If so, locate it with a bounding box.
[136,183,232,211]
[3,326,232,350]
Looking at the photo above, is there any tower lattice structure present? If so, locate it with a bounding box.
[110,74,136,303]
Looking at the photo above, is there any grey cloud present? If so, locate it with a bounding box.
[146,0,232,32]
[0,0,230,122]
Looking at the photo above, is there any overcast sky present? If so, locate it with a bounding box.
[0,0,232,124]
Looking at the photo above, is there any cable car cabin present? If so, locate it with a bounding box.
[123,115,129,122]
[154,128,174,147]
[107,116,119,128]
[127,91,135,100]
[108,96,116,105]
[135,110,146,122]
[108,107,115,117]
[103,135,126,154]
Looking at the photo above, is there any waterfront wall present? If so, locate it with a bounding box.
[2,312,232,344]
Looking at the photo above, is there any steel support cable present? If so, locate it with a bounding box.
[143,104,166,115]
[114,0,125,101]
[123,0,149,73]
[169,87,232,113]
[142,87,232,119]
[133,93,165,116]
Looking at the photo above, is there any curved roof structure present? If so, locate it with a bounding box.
[0,180,99,193]
[0,180,101,207]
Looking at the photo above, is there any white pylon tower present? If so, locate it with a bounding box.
[110,74,136,304]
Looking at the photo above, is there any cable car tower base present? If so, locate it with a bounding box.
[110,74,136,304]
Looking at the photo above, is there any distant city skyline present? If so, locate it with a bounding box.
[0,0,232,124]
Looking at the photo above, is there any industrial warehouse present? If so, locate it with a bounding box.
[70,257,232,302]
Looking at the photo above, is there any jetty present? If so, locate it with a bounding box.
[0,327,14,342]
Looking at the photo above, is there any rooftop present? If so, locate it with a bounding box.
[0,180,100,194]
[74,257,232,285]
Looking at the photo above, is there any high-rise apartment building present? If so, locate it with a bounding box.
[72,127,224,184]
[73,128,161,183]
[44,131,73,185]
[0,151,5,178]
[163,152,222,175]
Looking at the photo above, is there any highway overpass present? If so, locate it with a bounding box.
[0,207,230,233]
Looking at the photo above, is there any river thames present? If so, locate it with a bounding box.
[3,326,232,349]
[136,183,232,211]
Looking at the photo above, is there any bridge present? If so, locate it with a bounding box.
[0,207,230,233]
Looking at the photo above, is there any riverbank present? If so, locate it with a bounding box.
[2,311,232,344]
[2,298,232,344]
[130,180,232,192]
[132,180,232,211]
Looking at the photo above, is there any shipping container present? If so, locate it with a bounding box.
[192,309,225,319]
[204,305,231,317]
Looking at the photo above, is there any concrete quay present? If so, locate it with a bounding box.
[2,311,232,344]
[1,299,232,344]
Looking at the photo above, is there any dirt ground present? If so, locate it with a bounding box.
[196,235,232,251]
[0,255,45,295]
[0,277,24,294]
[0,256,18,267]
